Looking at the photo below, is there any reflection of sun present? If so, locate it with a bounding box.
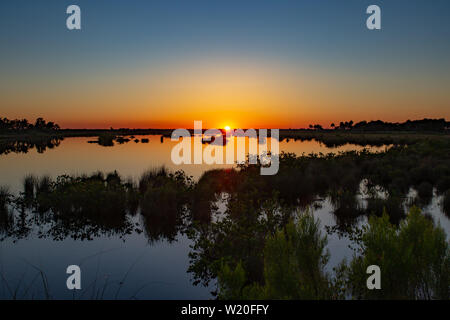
[224,126,231,131]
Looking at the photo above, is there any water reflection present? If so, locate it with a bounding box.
[0,137,62,155]
[0,137,449,299]
[1,154,448,246]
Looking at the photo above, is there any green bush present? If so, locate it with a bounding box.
[217,208,449,300]
[344,207,449,299]
[218,213,333,299]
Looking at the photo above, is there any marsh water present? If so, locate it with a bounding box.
[0,135,448,299]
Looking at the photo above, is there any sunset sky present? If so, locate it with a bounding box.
[1,0,449,129]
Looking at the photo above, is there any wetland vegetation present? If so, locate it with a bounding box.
[1,132,449,299]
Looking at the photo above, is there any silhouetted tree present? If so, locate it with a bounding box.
[0,117,59,133]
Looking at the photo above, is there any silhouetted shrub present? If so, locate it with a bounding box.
[0,187,10,213]
[366,196,405,224]
[443,190,450,217]
[36,173,133,235]
[0,187,12,233]
[36,175,51,195]
[417,181,433,200]
[23,175,35,199]
[437,177,450,194]
[139,168,192,242]
[115,136,130,144]
[97,133,115,146]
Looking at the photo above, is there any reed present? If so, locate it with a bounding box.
[23,174,36,199]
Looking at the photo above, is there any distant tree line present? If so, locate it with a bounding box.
[309,118,449,132]
[0,117,60,133]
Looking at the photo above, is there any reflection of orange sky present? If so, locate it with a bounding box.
[0,135,389,192]
[2,57,449,129]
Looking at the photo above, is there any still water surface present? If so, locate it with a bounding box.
[0,136,447,299]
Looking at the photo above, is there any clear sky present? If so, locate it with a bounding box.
[0,0,449,129]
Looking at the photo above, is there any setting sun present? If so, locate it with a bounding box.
[224,126,231,131]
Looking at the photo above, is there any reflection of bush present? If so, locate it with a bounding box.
[366,196,405,224]
[2,167,195,242]
[139,168,193,242]
[330,190,363,229]
[417,181,433,200]
[39,172,131,233]
[0,187,13,233]
[216,207,449,300]
[189,139,450,296]
[1,137,449,299]
[443,190,450,217]
[218,213,331,299]
[0,136,62,155]
[23,174,35,201]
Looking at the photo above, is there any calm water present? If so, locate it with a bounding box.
[0,136,447,299]
[0,135,389,192]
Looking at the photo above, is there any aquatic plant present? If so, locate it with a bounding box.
[22,174,36,200]
[139,168,193,242]
[97,133,115,146]
[36,175,51,195]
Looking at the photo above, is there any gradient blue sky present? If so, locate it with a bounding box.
[1,0,449,128]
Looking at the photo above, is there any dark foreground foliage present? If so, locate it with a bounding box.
[1,137,449,299]
[216,208,449,300]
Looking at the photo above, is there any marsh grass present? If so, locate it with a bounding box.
[22,175,35,200]
[2,167,196,242]
[138,167,170,193]
[139,167,193,242]
[0,186,13,233]
[1,137,450,299]
[0,186,9,210]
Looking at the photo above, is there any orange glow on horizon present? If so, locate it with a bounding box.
[2,56,449,130]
